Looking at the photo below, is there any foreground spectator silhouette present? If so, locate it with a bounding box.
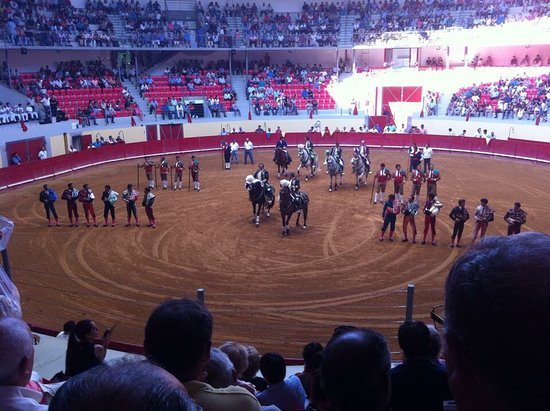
[257,352,306,410]
[0,317,47,410]
[320,328,391,411]
[391,320,452,411]
[144,298,262,411]
[444,232,550,411]
[49,359,200,411]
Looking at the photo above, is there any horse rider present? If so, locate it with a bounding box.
[329,142,345,174]
[275,135,288,150]
[287,172,302,211]
[305,136,315,158]
[358,140,370,170]
[254,163,270,183]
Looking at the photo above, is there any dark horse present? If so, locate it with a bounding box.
[246,177,275,227]
[273,147,292,177]
[279,185,309,236]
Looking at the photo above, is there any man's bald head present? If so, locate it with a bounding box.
[0,317,34,386]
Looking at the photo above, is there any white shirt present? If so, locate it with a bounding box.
[230,142,239,152]
[38,150,47,160]
[0,386,48,411]
[244,141,253,150]
[423,147,433,159]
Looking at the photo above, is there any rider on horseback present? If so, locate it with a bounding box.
[305,136,315,157]
[283,175,302,212]
[275,135,288,150]
[330,142,345,174]
[358,140,370,170]
[254,163,270,183]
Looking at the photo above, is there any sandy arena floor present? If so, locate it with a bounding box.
[3,148,549,358]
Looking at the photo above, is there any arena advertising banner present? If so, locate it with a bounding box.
[0,215,14,251]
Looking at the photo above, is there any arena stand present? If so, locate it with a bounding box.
[2,130,550,189]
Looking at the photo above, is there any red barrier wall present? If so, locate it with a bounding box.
[1,134,549,190]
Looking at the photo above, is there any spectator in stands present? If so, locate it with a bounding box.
[49,359,201,411]
[0,317,48,410]
[65,319,113,377]
[296,342,323,399]
[391,320,452,411]
[144,299,262,411]
[56,320,76,341]
[242,345,267,392]
[38,146,48,160]
[11,152,22,166]
[444,232,550,411]
[257,352,306,410]
[205,348,235,389]
[321,328,391,411]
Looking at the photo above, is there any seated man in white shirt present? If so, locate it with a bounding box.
[0,316,48,410]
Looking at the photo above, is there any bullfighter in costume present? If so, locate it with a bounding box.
[373,163,392,205]
[142,186,156,228]
[393,164,407,202]
[379,194,400,241]
[101,184,118,227]
[39,184,60,227]
[159,157,170,190]
[504,202,527,235]
[61,183,80,227]
[78,184,98,227]
[422,192,443,245]
[122,184,140,227]
[173,155,184,190]
[401,195,419,243]
[449,199,469,248]
[189,155,200,191]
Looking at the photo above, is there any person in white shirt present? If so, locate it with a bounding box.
[0,317,48,410]
[422,144,433,173]
[38,147,48,160]
[243,138,254,165]
[230,139,240,164]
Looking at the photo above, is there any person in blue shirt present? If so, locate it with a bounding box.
[39,184,60,226]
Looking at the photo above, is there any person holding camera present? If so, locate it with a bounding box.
[65,319,114,377]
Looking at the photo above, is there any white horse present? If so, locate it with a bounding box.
[296,144,318,181]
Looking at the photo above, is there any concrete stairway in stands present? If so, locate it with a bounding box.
[226,16,244,48]
[123,80,150,119]
[108,14,127,44]
[338,14,355,48]
[229,75,250,118]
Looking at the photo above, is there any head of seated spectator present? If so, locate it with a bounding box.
[445,232,550,411]
[0,317,46,410]
[242,344,268,392]
[205,348,235,389]
[144,298,262,409]
[321,328,391,411]
[49,359,200,411]
[65,319,111,377]
[144,299,212,383]
[398,320,431,362]
[219,341,248,379]
[259,352,286,386]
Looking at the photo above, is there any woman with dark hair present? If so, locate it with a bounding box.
[65,319,112,377]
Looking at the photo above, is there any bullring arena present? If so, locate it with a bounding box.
[3,136,550,358]
[1,0,550,367]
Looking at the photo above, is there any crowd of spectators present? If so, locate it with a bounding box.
[246,61,336,116]
[0,101,40,125]
[196,1,341,48]
[2,0,549,49]
[9,59,142,123]
[351,0,550,46]
[446,72,549,122]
